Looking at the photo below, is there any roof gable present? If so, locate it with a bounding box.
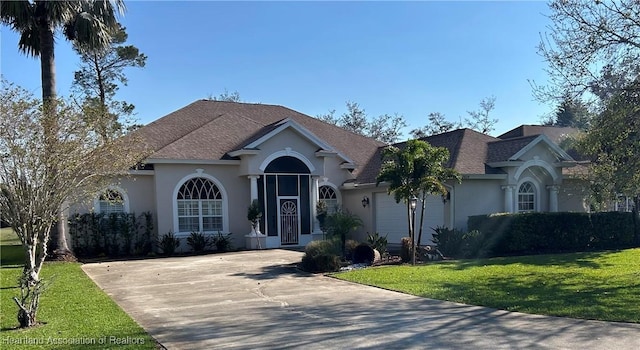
[229,118,355,164]
[508,134,574,161]
[136,100,384,177]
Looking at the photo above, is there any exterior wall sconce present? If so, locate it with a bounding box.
[361,196,370,208]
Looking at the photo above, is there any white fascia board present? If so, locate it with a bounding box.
[487,161,524,168]
[461,174,508,180]
[244,118,355,164]
[227,149,260,157]
[146,158,241,165]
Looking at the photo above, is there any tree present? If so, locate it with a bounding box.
[1,0,125,103]
[325,209,363,258]
[316,101,407,144]
[0,80,147,328]
[72,23,147,141]
[544,94,591,130]
[537,0,640,103]
[209,89,242,102]
[578,85,640,214]
[376,140,460,264]
[410,112,461,138]
[464,96,498,134]
[1,0,125,253]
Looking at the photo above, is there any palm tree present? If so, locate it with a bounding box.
[376,140,460,264]
[1,0,125,102]
[1,0,125,254]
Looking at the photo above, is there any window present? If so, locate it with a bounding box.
[518,182,536,212]
[98,189,125,214]
[319,185,338,213]
[177,177,223,232]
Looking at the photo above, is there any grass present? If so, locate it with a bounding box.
[335,249,640,323]
[0,228,158,349]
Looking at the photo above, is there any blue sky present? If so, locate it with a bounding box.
[1,1,555,138]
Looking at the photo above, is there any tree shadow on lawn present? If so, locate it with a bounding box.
[438,250,615,271]
[425,272,640,323]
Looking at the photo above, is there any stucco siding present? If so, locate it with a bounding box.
[153,163,249,248]
[452,180,504,230]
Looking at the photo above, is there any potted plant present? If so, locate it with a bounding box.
[245,199,265,249]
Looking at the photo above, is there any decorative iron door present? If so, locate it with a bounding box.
[279,198,299,245]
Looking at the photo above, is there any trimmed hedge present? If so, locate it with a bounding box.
[467,212,639,257]
[68,212,154,257]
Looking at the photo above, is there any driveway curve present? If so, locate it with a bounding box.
[82,249,640,349]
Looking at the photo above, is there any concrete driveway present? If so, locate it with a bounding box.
[82,249,640,350]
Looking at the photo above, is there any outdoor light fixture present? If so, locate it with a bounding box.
[441,191,450,204]
[361,196,370,208]
[410,196,418,211]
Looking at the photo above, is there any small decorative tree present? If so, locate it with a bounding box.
[325,209,362,259]
[316,201,328,238]
[247,199,263,235]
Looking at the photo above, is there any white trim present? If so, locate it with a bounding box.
[147,158,240,165]
[509,134,574,161]
[242,118,355,165]
[318,181,342,212]
[94,186,130,214]
[172,171,230,235]
[259,149,316,172]
[516,178,540,212]
[128,170,155,176]
[513,158,560,182]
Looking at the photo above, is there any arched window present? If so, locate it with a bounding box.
[98,189,126,214]
[518,182,536,212]
[319,185,339,213]
[177,177,223,232]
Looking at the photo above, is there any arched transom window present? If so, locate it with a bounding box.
[98,189,125,214]
[518,182,536,212]
[319,185,338,213]
[177,177,223,232]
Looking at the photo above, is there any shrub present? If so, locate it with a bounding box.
[352,243,375,264]
[158,231,180,256]
[186,232,211,253]
[432,226,465,258]
[467,211,639,257]
[300,240,341,273]
[68,211,154,258]
[344,239,359,260]
[400,237,412,263]
[367,232,388,254]
[213,232,233,252]
[300,253,341,273]
[304,240,341,257]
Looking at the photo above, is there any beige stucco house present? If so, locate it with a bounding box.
[79,100,588,250]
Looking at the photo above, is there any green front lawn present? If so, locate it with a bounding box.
[335,249,640,323]
[0,229,157,349]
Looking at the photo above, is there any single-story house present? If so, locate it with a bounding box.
[72,100,589,250]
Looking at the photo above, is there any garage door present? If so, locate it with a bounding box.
[374,192,444,244]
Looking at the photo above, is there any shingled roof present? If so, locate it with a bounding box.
[498,125,579,144]
[134,100,579,185]
[356,127,578,184]
[134,100,386,178]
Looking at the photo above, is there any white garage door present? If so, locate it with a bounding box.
[374,192,444,244]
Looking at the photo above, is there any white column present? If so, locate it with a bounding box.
[547,185,559,212]
[248,175,259,201]
[502,185,515,213]
[311,176,321,234]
